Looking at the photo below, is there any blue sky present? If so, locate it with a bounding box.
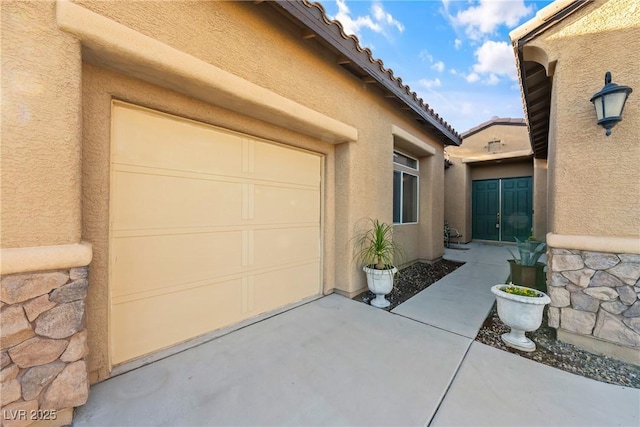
[316,0,555,134]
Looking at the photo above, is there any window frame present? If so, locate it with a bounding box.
[393,150,419,225]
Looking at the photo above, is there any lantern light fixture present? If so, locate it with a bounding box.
[590,71,632,136]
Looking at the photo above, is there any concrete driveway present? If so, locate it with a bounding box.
[74,244,639,426]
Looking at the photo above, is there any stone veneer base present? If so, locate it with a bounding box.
[558,329,640,366]
[1,268,89,427]
[547,246,640,365]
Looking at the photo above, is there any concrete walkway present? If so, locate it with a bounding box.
[74,243,639,426]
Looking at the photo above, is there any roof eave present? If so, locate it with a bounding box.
[510,0,592,160]
[268,0,462,146]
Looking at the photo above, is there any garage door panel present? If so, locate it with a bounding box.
[253,186,320,224]
[251,263,320,315]
[112,171,243,230]
[253,141,321,186]
[252,227,320,270]
[111,231,243,298]
[112,104,244,177]
[110,102,322,365]
[111,278,244,364]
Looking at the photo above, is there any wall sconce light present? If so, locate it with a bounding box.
[590,71,633,136]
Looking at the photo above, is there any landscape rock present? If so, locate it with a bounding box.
[49,279,88,304]
[582,252,619,270]
[1,399,38,427]
[583,287,619,301]
[619,254,640,264]
[601,300,629,315]
[40,360,89,409]
[623,301,640,318]
[560,307,596,335]
[607,263,640,286]
[548,287,570,307]
[570,292,600,312]
[622,317,640,335]
[20,361,65,401]
[23,294,56,322]
[1,363,19,382]
[60,331,88,362]
[69,267,88,280]
[35,300,84,339]
[1,272,68,304]
[1,378,21,406]
[551,248,575,255]
[1,351,10,369]
[8,337,67,368]
[548,307,560,328]
[549,272,570,287]
[561,269,594,288]
[551,255,584,272]
[617,286,637,306]
[589,271,624,288]
[1,305,35,349]
[594,310,640,347]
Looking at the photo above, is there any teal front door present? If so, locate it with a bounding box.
[472,177,533,242]
[472,179,500,240]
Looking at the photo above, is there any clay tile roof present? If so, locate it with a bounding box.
[268,0,461,146]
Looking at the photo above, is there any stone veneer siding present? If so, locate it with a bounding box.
[547,249,640,353]
[1,268,89,427]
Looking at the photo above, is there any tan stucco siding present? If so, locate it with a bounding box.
[528,0,640,238]
[450,124,530,158]
[1,1,82,247]
[470,162,533,181]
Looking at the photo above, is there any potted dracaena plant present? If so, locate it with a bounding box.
[507,237,547,292]
[353,219,404,308]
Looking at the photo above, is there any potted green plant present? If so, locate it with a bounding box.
[491,283,550,352]
[353,219,404,308]
[507,237,547,292]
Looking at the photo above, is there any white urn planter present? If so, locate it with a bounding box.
[363,265,397,308]
[491,284,550,352]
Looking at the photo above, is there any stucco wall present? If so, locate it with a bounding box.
[443,158,470,241]
[527,0,640,238]
[533,158,548,241]
[1,0,82,247]
[451,123,531,158]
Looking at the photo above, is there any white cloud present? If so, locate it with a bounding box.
[484,73,500,85]
[454,38,462,50]
[419,78,442,89]
[372,2,405,32]
[450,68,458,75]
[472,40,518,81]
[466,72,480,83]
[431,61,445,72]
[450,0,533,40]
[419,50,433,63]
[332,0,404,40]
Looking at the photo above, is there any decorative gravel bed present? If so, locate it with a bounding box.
[353,260,640,389]
[352,260,464,312]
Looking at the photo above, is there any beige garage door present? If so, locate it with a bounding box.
[109,102,322,365]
